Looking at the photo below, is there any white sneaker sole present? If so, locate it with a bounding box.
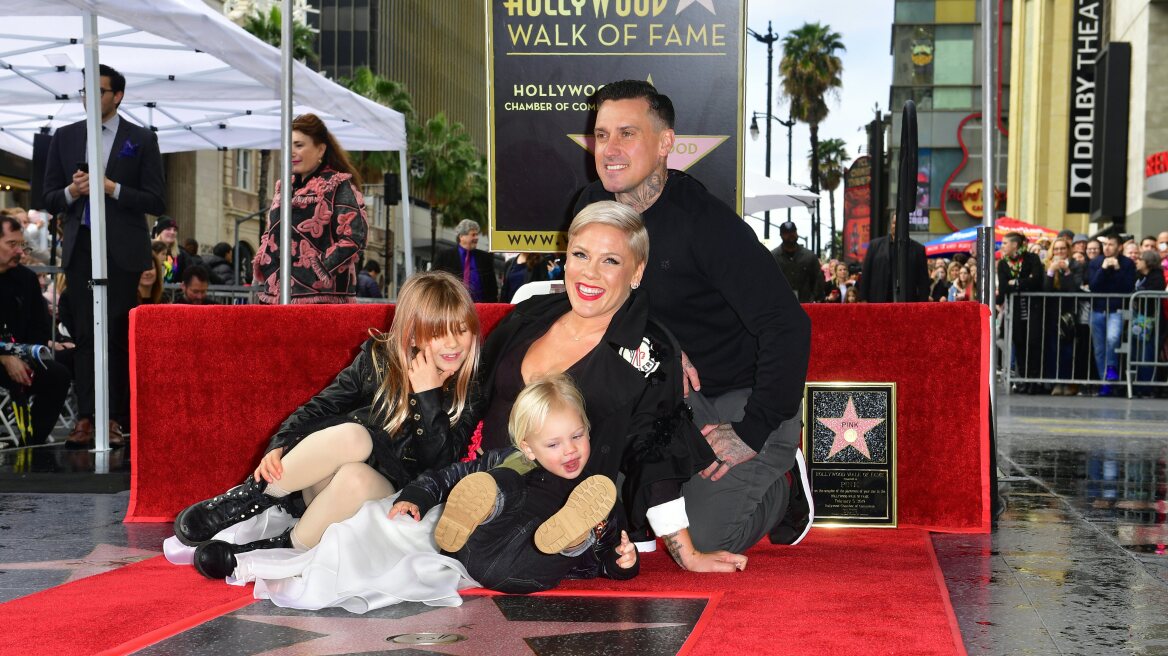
[790,449,815,546]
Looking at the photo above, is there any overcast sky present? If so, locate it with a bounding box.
[743,0,894,246]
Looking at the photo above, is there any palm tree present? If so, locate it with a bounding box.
[241,6,319,67]
[339,69,486,260]
[444,154,489,238]
[339,66,416,180]
[239,5,319,237]
[411,113,482,260]
[780,22,845,252]
[809,137,849,258]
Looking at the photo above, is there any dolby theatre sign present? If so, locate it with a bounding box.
[487,0,744,251]
[1066,0,1103,214]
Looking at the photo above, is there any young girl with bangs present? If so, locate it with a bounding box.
[170,271,484,579]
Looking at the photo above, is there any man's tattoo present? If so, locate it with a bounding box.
[662,531,687,569]
[707,424,758,467]
[617,170,666,213]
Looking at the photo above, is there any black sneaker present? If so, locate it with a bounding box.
[174,477,286,547]
[769,449,814,546]
[193,528,293,579]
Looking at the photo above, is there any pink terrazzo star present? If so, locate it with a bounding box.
[0,543,158,583]
[236,596,684,656]
[818,396,884,459]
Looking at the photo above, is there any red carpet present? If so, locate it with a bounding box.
[0,529,964,656]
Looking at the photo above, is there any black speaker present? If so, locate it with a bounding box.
[383,172,401,205]
[30,132,52,211]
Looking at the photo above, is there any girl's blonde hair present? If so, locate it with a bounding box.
[370,271,480,436]
[1044,238,1072,270]
[508,373,589,454]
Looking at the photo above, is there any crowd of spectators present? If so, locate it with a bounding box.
[762,220,1168,397]
[3,184,1167,452]
[992,230,1168,397]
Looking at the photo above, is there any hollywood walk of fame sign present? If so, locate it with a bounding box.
[487,0,744,252]
[803,382,898,528]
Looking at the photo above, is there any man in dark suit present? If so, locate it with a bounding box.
[858,214,930,302]
[43,64,164,447]
[432,219,498,302]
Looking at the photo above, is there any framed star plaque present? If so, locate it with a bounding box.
[802,382,897,528]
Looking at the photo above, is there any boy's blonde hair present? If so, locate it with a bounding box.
[508,373,590,453]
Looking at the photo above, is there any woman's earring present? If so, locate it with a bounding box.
[631,281,640,290]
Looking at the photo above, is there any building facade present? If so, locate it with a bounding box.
[1007,0,1168,238]
[309,0,487,151]
[888,0,1013,241]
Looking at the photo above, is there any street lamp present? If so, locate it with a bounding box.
[749,110,796,235]
[747,21,796,239]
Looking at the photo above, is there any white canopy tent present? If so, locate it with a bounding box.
[743,172,819,215]
[0,0,414,456]
[0,1,406,154]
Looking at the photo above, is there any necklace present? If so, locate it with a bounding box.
[560,318,606,342]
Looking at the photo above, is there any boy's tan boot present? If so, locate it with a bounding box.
[435,472,498,552]
[534,475,616,554]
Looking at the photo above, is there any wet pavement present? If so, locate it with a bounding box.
[3,388,1168,654]
[932,390,1168,655]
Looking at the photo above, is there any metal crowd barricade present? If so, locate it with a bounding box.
[161,283,259,305]
[159,284,397,305]
[1000,291,1135,396]
[1124,290,1168,397]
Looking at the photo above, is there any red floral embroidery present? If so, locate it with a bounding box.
[301,175,331,199]
[462,422,484,462]
[297,200,333,239]
[335,210,357,237]
[295,239,320,268]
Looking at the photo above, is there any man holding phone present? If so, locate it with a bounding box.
[43,64,165,447]
[1087,233,1136,396]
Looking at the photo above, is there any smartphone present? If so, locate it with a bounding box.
[76,162,89,173]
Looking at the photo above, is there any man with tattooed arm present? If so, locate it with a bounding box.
[574,80,813,571]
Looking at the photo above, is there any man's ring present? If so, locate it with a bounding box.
[714,457,724,465]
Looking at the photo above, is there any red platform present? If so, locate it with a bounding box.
[127,301,990,533]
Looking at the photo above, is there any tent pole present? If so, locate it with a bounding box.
[980,0,1000,521]
[82,13,110,466]
[399,149,414,279]
[278,0,293,304]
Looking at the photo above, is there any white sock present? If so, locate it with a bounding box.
[264,483,291,498]
[289,527,310,552]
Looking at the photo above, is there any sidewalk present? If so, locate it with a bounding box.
[2,386,1167,653]
[935,386,1168,655]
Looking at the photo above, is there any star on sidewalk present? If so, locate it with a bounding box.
[818,397,884,459]
[676,0,717,15]
[235,596,684,656]
[0,543,158,583]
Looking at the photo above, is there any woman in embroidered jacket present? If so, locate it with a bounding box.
[253,113,368,304]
